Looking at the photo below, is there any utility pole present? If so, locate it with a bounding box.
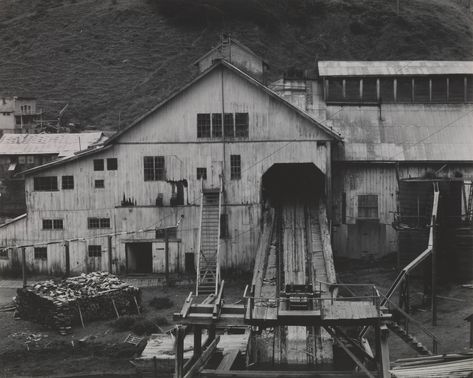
[108,235,113,273]
[432,215,437,326]
[21,247,27,288]
[65,241,70,277]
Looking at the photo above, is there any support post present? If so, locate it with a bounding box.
[165,228,170,284]
[108,235,113,273]
[65,241,70,277]
[175,325,186,378]
[379,325,390,378]
[432,215,437,326]
[208,325,216,342]
[194,326,202,358]
[21,247,27,288]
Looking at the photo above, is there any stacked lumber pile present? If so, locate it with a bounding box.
[390,353,473,377]
[16,272,141,335]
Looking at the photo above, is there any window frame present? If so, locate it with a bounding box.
[143,156,166,181]
[93,159,104,171]
[235,113,249,138]
[34,247,47,260]
[357,194,379,220]
[224,113,234,138]
[212,113,222,138]
[42,219,63,230]
[33,176,58,191]
[0,249,8,260]
[88,245,102,257]
[107,158,118,170]
[94,179,105,189]
[230,154,241,180]
[87,217,111,229]
[197,113,211,138]
[196,167,207,180]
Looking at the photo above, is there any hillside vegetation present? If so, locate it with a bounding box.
[0,0,472,129]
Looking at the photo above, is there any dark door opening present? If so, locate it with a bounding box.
[126,242,152,273]
[262,163,325,205]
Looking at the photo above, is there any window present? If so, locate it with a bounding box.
[197,167,207,180]
[224,113,234,138]
[34,247,47,260]
[235,113,249,138]
[156,227,177,239]
[327,78,343,102]
[358,195,378,219]
[88,245,102,257]
[197,113,211,138]
[448,76,465,103]
[413,77,430,103]
[379,78,394,103]
[26,155,34,164]
[62,175,74,190]
[362,78,377,102]
[431,77,447,103]
[344,78,361,101]
[94,179,105,188]
[42,219,63,230]
[87,217,110,229]
[0,249,8,260]
[93,159,104,171]
[230,155,241,180]
[18,156,26,164]
[397,78,412,102]
[107,158,118,170]
[143,156,165,181]
[34,176,58,191]
[212,113,222,138]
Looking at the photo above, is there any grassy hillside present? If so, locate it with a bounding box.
[0,0,472,130]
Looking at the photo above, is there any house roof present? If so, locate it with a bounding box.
[0,132,105,157]
[193,38,268,67]
[318,61,473,77]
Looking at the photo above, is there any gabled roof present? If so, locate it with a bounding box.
[0,132,105,156]
[193,38,269,67]
[318,61,473,77]
[107,60,342,145]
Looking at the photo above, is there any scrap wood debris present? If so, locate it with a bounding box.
[15,272,141,335]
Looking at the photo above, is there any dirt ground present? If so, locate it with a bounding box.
[0,267,472,377]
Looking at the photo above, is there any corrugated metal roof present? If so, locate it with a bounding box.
[0,132,105,156]
[331,104,473,161]
[318,61,473,77]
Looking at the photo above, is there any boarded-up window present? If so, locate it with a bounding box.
[34,176,58,191]
[413,77,430,103]
[379,78,394,103]
[431,77,447,103]
[196,167,207,180]
[224,113,234,138]
[143,156,165,181]
[327,79,343,102]
[34,247,47,260]
[230,154,241,180]
[358,195,378,219]
[345,78,361,101]
[362,78,377,102]
[62,175,74,190]
[235,113,249,138]
[448,76,465,103]
[467,76,473,102]
[197,113,211,138]
[87,217,110,229]
[397,78,412,102]
[212,113,222,138]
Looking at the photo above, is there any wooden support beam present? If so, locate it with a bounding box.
[324,326,376,378]
[108,235,113,273]
[332,326,375,362]
[216,349,240,371]
[181,292,194,318]
[194,326,202,358]
[64,242,70,277]
[175,325,186,378]
[200,370,373,378]
[184,336,220,378]
[21,247,27,288]
[432,215,437,326]
[213,280,225,319]
[379,325,390,378]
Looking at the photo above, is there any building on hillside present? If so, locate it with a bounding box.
[0,97,43,135]
[0,53,472,278]
[0,132,105,222]
[193,35,269,80]
[271,60,473,270]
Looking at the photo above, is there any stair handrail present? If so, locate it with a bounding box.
[381,293,439,354]
[215,175,223,295]
[360,184,439,338]
[195,178,204,296]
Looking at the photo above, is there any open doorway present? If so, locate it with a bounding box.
[126,242,152,273]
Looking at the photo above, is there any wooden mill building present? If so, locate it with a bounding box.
[0,39,472,277]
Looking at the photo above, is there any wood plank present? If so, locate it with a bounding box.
[216,349,240,371]
[200,370,375,378]
[183,336,220,378]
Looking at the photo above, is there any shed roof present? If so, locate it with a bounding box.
[318,61,473,77]
[0,132,105,156]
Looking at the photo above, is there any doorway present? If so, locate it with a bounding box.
[126,242,152,273]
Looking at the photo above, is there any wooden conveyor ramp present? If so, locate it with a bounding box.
[251,199,337,365]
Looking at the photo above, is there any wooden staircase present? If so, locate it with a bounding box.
[196,182,223,296]
[388,321,433,356]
